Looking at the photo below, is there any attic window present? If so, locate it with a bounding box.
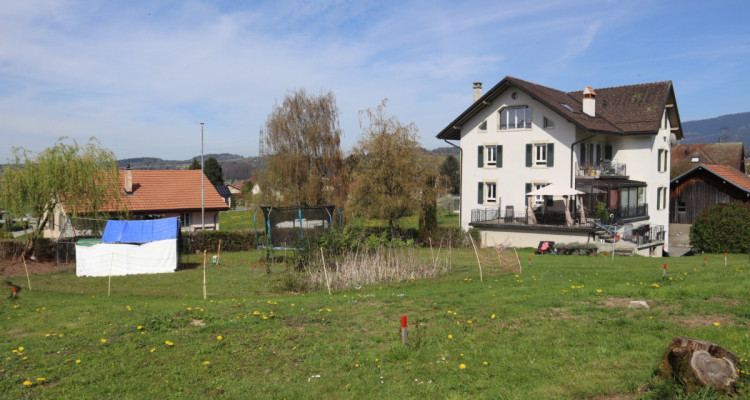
[560,103,576,113]
[511,92,518,100]
[479,121,487,131]
[691,157,700,163]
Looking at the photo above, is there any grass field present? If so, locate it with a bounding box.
[2,250,749,399]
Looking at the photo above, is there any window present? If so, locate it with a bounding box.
[543,117,554,129]
[533,183,546,206]
[526,143,554,167]
[477,182,498,204]
[485,183,497,203]
[657,149,668,172]
[486,146,497,166]
[677,201,686,213]
[604,145,613,161]
[479,121,487,131]
[499,106,532,130]
[656,187,668,210]
[478,145,502,168]
[180,212,192,228]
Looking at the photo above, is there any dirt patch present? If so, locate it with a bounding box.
[675,314,734,329]
[547,307,583,320]
[0,259,75,279]
[708,298,741,306]
[596,297,655,309]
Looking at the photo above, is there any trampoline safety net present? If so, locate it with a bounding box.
[260,206,338,248]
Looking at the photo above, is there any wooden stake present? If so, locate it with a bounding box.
[216,239,222,265]
[22,252,31,291]
[513,246,521,274]
[401,315,408,348]
[469,235,483,282]
[320,248,331,295]
[202,250,207,300]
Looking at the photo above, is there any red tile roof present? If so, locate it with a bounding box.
[437,76,682,140]
[100,170,228,213]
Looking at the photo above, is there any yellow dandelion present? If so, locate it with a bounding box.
[76,359,81,364]
[202,361,211,365]
[150,348,156,353]
[483,361,488,365]
[713,322,721,326]
[217,335,223,340]
[596,289,603,293]
[137,326,143,330]
[18,347,24,352]
[36,377,45,382]
[100,338,107,343]
[165,340,174,346]
[459,364,467,370]
[448,334,453,339]
[45,333,50,337]
[23,380,33,386]
[491,314,496,319]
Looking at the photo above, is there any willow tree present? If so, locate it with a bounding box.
[347,99,423,230]
[260,89,346,207]
[0,138,122,254]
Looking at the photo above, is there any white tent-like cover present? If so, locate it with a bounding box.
[76,217,179,277]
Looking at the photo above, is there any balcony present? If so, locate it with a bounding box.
[576,160,627,178]
[471,208,593,228]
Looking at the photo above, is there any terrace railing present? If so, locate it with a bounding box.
[576,160,627,177]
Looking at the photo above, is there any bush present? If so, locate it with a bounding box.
[180,230,261,254]
[690,202,750,253]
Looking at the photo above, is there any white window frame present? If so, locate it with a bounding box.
[479,120,488,132]
[657,149,668,173]
[657,187,668,210]
[534,144,547,166]
[485,182,497,203]
[533,183,546,206]
[486,145,497,166]
[499,106,532,130]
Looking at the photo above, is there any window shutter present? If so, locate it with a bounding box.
[478,146,484,168]
[477,182,484,204]
[547,143,554,167]
[525,144,532,167]
[657,187,661,210]
[497,145,503,168]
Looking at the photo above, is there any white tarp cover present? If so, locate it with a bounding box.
[76,240,177,277]
[76,217,178,277]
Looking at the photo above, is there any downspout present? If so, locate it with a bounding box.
[443,139,463,228]
[570,134,596,187]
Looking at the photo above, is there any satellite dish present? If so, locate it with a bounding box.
[669,133,677,145]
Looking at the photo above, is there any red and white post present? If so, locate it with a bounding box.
[401,315,408,348]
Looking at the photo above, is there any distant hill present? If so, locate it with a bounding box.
[118,153,259,182]
[681,111,750,149]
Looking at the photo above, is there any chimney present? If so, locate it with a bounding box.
[583,86,596,117]
[473,82,482,103]
[125,164,133,193]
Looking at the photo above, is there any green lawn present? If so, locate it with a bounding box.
[2,251,749,399]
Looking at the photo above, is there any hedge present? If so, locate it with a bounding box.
[690,202,750,253]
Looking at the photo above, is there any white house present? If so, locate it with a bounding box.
[436,77,683,256]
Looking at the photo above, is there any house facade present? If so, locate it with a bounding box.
[436,77,683,256]
[45,168,229,238]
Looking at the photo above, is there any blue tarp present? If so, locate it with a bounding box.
[101,217,179,244]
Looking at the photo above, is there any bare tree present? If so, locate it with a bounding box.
[259,89,346,207]
[347,99,423,230]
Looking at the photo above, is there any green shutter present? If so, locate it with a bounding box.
[477,182,484,204]
[478,146,484,168]
[525,183,532,209]
[497,145,503,168]
[525,144,532,167]
[547,143,554,167]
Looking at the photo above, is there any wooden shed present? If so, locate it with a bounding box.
[670,164,750,224]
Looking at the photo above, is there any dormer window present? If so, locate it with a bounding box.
[499,106,532,130]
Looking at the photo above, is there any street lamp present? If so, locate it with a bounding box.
[200,122,205,232]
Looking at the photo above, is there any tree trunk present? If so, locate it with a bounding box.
[658,336,740,393]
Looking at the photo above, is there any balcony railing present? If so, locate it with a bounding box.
[615,203,648,219]
[576,160,627,177]
[471,208,592,227]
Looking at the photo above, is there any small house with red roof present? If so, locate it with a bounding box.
[45,168,229,238]
[670,163,750,224]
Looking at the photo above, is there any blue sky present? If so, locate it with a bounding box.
[1,0,749,161]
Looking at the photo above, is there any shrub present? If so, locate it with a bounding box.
[180,230,261,254]
[690,202,750,253]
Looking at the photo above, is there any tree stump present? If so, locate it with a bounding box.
[658,336,740,392]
